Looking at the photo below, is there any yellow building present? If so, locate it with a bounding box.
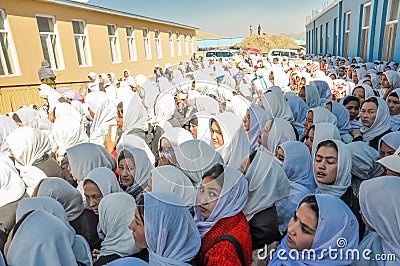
[0,0,197,112]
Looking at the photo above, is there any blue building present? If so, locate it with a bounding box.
[305,0,400,62]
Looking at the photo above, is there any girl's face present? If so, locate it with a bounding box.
[83,182,103,215]
[360,102,378,128]
[211,121,224,149]
[352,70,359,84]
[379,141,396,159]
[243,110,251,132]
[352,87,365,106]
[299,87,306,102]
[128,208,147,248]
[304,111,313,136]
[275,147,285,163]
[197,176,222,219]
[345,100,360,120]
[286,203,317,251]
[314,146,338,185]
[158,138,177,166]
[387,96,400,116]
[305,127,315,153]
[118,157,135,187]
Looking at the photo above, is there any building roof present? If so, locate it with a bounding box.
[39,0,199,30]
[305,0,341,27]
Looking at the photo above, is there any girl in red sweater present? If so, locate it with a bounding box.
[194,163,252,266]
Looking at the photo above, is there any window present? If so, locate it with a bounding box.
[360,3,371,61]
[316,28,319,54]
[0,10,18,76]
[143,28,151,59]
[107,24,121,63]
[126,26,137,61]
[344,12,351,58]
[325,22,329,54]
[190,34,194,54]
[169,31,174,57]
[184,34,189,55]
[382,0,400,61]
[72,20,91,67]
[36,15,63,69]
[334,18,338,54]
[320,25,323,54]
[155,30,162,58]
[176,32,181,56]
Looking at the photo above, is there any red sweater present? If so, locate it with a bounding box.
[195,212,252,266]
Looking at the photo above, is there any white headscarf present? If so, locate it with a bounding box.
[6,210,77,266]
[311,122,341,156]
[260,118,296,155]
[153,94,176,129]
[353,84,375,99]
[314,139,352,198]
[360,96,392,143]
[287,96,309,140]
[116,134,155,165]
[304,85,322,108]
[108,72,118,86]
[383,70,400,89]
[194,96,220,115]
[85,91,117,145]
[122,93,148,133]
[194,111,213,144]
[355,176,400,266]
[310,106,337,126]
[84,167,122,196]
[15,197,92,266]
[247,105,270,151]
[118,148,153,195]
[54,102,82,122]
[329,101,351,134]
[378,131,400,151]
[174,139,224,185]
[6,127,51,166]
[0,157,25,208]
[14,106,40,129]
[145,191,201,265]
[88,72,100,92]
[37,178,84,221]
[98,193,140,257]
[194,164,248,237]
[243,150,290,221]
[310,80,333,105]
[53,116,88,163]
[0,115,18,154]
[211,112,250,169]
[261,89,294,122]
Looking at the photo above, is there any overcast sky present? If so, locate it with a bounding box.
[88,0,330,37]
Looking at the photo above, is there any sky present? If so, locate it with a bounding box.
[87,0,330,37]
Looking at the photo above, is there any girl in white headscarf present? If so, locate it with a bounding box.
[258,118,296,155]
[287,95,309,140]
[99,73,117,104]
[310,80,332,105]
[118,148,153,199]
[16,197,92,266]
[0,115,18,156]
[241,149,290,254]
[5,210,78,266]
[313,139,352,199]
[303,106,337,140]
[326,101,352,143]
[260,89,294,122]
[299,85,322,108]
[387,89,400,131]
[358,96,392,150]
[108,72,118,86]
[12,105,40,129]
[129,191,201,265]
[174,139,224,185]
[305,122,341,156]
[210,112,250,169]
[157,127,193,166]
[378,131,400,159]
[88,72,100,92]
[381,70,400,99]
[95,193,140,265]
[194,164,252,265]
[120,93,148,140]
[354,176,400,266]
[0,157,27,234]
[85,91,117,145]
[352,84,375,106]
[353,67,367,84]
[36,177,101,250]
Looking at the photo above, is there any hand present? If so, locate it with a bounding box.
[54,146,59,162]
[351,128,361,138]
[92,249,100,262]
[104,133,119,153]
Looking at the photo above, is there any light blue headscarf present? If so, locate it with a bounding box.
[329,101,351,134]
[360,96,392,143]
[314,139,352,198]
[106,257,149,265]
[276,141,316,233]
[354,176,400,266]
[144,191,201,265]
[378,131,400,151]
[287,96,309,140]
[247,105,270,151]
[195,164,248,237]
[310,123,341,156]
[269,194,359,266]
[310,107,337,126]
[310,80,332,105]
[304,85,322,108]
[261,89,294,122]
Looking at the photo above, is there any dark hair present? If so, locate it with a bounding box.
[136,193,145,223]
[12,113,22,124]
[389,91,399,99]
[10,210,35,240]
[117,101,123,111]
[202,163,224,188]
[118,149,135,164]
[316,139,338,153]
[189,116,198,127]
[363,97,379,108]
[343,95,360,106]
[249,150,257,164]
[299,195,319,223]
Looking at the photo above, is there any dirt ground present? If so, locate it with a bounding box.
[235,34,303,53]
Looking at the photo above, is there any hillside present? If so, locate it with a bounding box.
[235,34,303,52]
